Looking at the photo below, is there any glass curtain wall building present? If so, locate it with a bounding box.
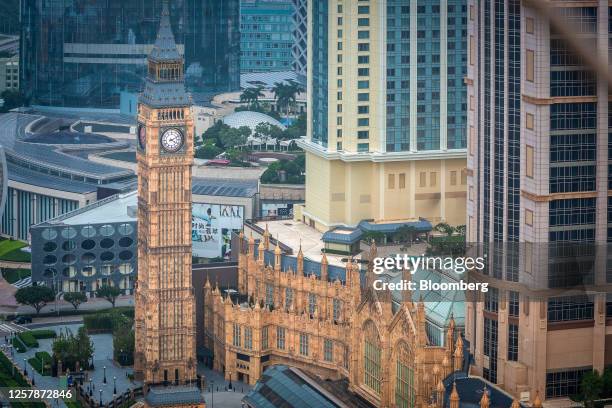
[240,0,296,73]
[465,0,611,402]
[300,0,468,230]
[20,0,240,108]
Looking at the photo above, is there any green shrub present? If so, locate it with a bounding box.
[84,308,133,333]
[1,268,31,284]
[17,331,39,348]
[11,336,26,353]
[29,351,52,376]
[30,329,56,339]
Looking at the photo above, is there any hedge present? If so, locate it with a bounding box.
[30,329,56,339]
[28,351,52,376]
[84,308,134,333]
[1,268,31,284]
[11,336,27,353]
[17,331,39,348]
[0,351,46,408]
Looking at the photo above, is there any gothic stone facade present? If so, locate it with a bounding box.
[203,232,466,408]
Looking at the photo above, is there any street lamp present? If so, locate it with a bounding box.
[80,367,83,385]
[103,366,107,384]
[228,371,232,390]
[23,358,27,376]
[113,376,117,395]
[89,379,93,397]
[99,389,103,407]
[31,372,35,386]
[210,380,214,408]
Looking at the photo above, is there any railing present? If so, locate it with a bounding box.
[74,381,143,408]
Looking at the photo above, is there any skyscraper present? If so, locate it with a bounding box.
[299,0,469,230]
[292,0,308,79]
[133,5,202,404]
[20,0,240,108]
[466,0,611,401]
[240,0,296,73]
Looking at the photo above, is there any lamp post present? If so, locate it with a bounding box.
[103,366,107,384]
[113,376,117,395]
[23,358,27,376]
[228,371,232,390]
[210,380,214,408]
[80,367,83,385]
[31,372,35,386]
[99,389,103,407]
[89,379,93,397]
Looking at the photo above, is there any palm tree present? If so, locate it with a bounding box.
[272,81,302,121]
[240,86,264,108]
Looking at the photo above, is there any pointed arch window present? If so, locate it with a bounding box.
[395,341,416,408]
[363,321,381,394]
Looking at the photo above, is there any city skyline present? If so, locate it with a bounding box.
[0,1,609,408]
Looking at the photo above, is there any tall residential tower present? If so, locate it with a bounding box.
[299,0,469,230]
[466,0,611,402]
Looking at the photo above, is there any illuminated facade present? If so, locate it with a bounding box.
[203,231,466,407]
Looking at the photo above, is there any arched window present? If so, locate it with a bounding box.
[363,320,381,394]
[395,341,416,408]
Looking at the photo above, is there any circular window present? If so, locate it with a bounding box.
[119,250,133,261]
[62,254,77,265]
[43,268,56,278]
[100,238,114,249]
[62,241,76,251]
[61,227,77,239]
[42,228,58,240]
[100,224,115,237]
[81,266,96,277]
[81,253,96,264]
[118,223,134,236]
[43,242,57,252]
[81,239,96,250]
[43,255,57,265]
[100,252,114,262]
[119,237,133,247]
[118,263,133,275]
[62,267,77,278]
[81,225,96,238]
[100,265,113,276]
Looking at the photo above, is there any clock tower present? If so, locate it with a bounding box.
[134,3,202,405]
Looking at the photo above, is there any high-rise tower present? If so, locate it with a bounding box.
[299,0,469,230]
[465,0,611,402]
[133,3,202,405]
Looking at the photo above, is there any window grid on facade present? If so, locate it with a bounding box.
[507,324,518,361]
[547,296,594,322]
[244,327,253,350]
[364,340,381,394]
[546,368,591,398]
[262,326,268,349]
[324,339,333,362]
[299,333,309,356]
[276,326,285,350]
[233,323,241,347]
[395,360,415,408]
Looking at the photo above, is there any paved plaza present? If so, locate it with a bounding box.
[4,323,139,407]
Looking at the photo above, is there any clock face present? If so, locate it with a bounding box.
[138,125,146,150]
[160,128,184,153]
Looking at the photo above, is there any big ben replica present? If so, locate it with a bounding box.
[134,2,204,406]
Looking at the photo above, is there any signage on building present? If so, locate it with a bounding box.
[192,204,244,258]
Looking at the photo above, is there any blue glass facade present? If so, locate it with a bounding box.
[240,0,295,73]
[311,0,328,147]
[1,187,79,240]
[20,0,240,108]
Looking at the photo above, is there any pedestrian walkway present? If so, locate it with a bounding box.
[0,321,28,334]
[13,276,32,288]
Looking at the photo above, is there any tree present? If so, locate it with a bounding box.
[581,370,603,407]
[195,140,222,159]
[434,222,455,236]
[0,90,26,112]
[454,225,466,236]
[272,80,303,121]
[393,225,418,244]
[52,327,94,371]
[113,325,135,366]
[240,86,264,108]
[15,286,55,314]
[63,292,87,311]
[95,285,121,308]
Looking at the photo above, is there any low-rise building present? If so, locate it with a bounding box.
[0,55,18,93]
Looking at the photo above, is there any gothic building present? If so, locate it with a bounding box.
[133,2,203,407]
[203,229,466,407]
